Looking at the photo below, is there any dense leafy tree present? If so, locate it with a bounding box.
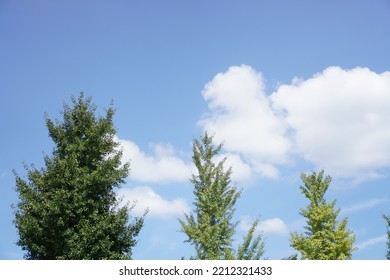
[179,132,264,259]
[384,214,390,260]
[13,93,145,259]
[290,170,355,260]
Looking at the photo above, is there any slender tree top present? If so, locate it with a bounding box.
[290,170,355,260]
[179,132,264,260]
[180,132,240,259]
[300,170,331,206]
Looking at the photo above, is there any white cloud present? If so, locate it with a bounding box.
[271,66,390,179]
[117,137,192,183]
[341,197,390,214]
[214,153,253,182]
[116,186,190,218]
[240,216,289,235]
[115,65,390,184]
[0,171,7,179]
[198,65,291,179]
[356,235,387,250]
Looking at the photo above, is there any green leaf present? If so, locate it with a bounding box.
[289,170,356,260]
[13,93,145,259]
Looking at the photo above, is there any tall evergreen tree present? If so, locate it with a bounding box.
[179,132,264,259]
[384,214,390,260]
[13,93,144,259]
[290,170,355,260]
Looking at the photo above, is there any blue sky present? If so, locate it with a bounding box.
[1,0,389,260]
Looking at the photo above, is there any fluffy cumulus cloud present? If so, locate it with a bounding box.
[116,186,189,218]
[199,65,390,180]
[199,65,291,178]
[115,66,390,184]
[117,137,192,183]
[240,216,289,235]
[272,66,390,179]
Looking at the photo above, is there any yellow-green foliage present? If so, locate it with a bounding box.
[290,171,356,260]
[179,132,264,260]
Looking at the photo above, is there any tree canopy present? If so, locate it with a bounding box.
[179,132,264,259]
[13,93,144,259]
[290,171,355,260]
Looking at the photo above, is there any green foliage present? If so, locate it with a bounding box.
[179,132,264,260]
[13,93,144,259]
[384,214,390,260]
[236,218,265,260]
[290,170,355,260]
[281,254,298,260]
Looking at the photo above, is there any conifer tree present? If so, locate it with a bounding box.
[384,214,390,260]
[179,132,264,259]
[290,170,355,260]
[13,93,144,259]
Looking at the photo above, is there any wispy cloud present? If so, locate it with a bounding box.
[0,171,8,179]
[356,235,387,250]
[341,198,390,215]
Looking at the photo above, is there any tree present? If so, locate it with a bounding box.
[384,214,390,260]
[281,254,298,260]
[13,93,145,259]
[179,132,264,260]
[236,218,265,260]
[290,170,355,260]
